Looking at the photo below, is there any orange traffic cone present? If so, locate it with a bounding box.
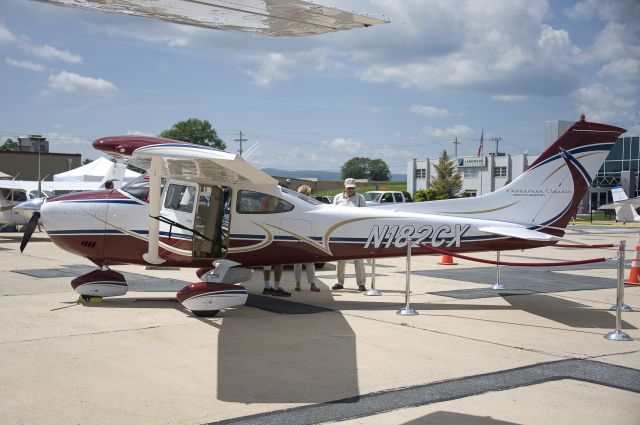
[625,244,640,285]
[438,254,458,265]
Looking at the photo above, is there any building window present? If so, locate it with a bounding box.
[463,190,477,197]
[416,168,426,178]
[493,166,507,177]
[463,168,479,178]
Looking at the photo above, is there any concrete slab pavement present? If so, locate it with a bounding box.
[0,226,638,424]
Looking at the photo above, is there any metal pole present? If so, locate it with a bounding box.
[397,237,418,316]
[365,258,382,296]
[492,251,505,290]
[610,241,634,312]
[605,240,632,341]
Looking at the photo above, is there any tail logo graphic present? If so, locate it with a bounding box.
[559,147,592,186]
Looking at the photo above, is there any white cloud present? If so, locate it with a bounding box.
[48,71,118,94]
[6,58,44,72]
[244,52,296,87]
[573,83,634,122]
[125,130,154,136]
[566,0,640,25]
[422,125,475,140]
[598,58,640,82]
[491,94,528,102]
[46,132,92,146]
[321,137,366,154]
[0,24,16,43]
[98,23,193,47]
[409,104,452,118]
[29,44,83,64]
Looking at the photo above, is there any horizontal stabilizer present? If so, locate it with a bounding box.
[478,226,562,242]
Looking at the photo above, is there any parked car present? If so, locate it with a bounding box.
[313,195,334,204]
[364,190,413,206]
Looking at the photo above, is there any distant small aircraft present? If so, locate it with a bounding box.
[599,186,640,223]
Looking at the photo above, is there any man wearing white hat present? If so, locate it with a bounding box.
[332,178,367,291]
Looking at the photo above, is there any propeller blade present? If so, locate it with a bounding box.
[20,212,40,253]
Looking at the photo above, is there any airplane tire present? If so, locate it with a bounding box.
[191,309,220,318]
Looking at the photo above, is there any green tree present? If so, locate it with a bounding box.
[430,150,462,199]
[341,157,392,181]
[159,118,226,150]
[0,138,18,151]
[369,159,391,181]
[413,188,443,202]
[341,157,369,179]
[83,158,93,165]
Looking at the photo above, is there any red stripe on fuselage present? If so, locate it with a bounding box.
[49,232,553,268]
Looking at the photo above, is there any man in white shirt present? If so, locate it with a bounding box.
[332,178,367,291]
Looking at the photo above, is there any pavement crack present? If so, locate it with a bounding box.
[0,323,187,345]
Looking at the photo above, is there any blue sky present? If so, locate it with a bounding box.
[0,0,638,174]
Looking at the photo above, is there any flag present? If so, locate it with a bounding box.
[477,130,484,157]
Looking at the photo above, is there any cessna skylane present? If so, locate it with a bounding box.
[20,117,625,316]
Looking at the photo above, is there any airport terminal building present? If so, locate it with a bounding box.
[406,121,639,213]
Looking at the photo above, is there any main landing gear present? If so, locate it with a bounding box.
[71,261,252,317]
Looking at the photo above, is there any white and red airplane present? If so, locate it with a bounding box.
[20,117,625,316]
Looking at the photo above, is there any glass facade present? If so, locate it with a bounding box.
[594,136,640,199]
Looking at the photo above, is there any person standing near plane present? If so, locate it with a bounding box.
[294,185,320,292]
[332,178,367,292]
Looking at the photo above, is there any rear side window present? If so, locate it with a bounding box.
[393,193,403,202]
[237,190,293,214]
[164,184,196,213]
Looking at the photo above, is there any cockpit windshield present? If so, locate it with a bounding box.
[121,173,165,202]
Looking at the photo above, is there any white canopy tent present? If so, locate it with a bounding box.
[54,157,141,186]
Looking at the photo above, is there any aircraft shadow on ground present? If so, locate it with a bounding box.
[403,411,518,425]
[216,310,359,403]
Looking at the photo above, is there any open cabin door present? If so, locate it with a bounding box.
[192,184,230,260]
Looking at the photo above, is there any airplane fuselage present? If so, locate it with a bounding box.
[42,186,549,268]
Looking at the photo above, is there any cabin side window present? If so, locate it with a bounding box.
[164,184,196,213]
[236,190,294,214]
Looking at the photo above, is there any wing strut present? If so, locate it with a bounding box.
[142,157,166,265]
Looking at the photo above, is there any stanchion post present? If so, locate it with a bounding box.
[609,240,633,312]
[492,251,505,290]
[365,258,382,296]
[397,237,418,316]
[605,240,632,341]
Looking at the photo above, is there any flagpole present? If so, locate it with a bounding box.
[479,130,484,196]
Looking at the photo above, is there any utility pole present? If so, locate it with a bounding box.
[487,137,502,155]
[234,131,247,156]
[450,137,461,158]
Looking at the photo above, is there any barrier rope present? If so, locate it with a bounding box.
[554,243,615,249]
[419,244,609,267]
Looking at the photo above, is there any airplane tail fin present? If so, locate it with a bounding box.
[392,117,626,234]
[611,186,630,203]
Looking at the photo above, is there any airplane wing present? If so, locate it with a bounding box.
[478,226,562,242]
[618,198,640,207]
[130,143,277,186]
[34,0,385,37]
[598,203,616,210]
